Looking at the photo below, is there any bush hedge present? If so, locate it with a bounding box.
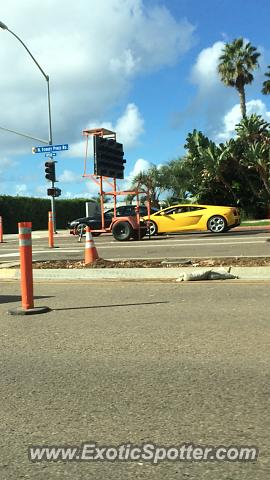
[0,196,90,234]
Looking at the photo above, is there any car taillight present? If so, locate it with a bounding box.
[232,208,238,216]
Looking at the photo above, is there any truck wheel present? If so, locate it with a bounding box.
[112,221,133,241]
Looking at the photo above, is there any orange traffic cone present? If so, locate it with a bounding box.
[85,227,99,265]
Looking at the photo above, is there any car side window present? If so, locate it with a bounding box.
[162,207,176,215]
[125,207,132,215]
[105,208,114,217]
[188,207,206,212]
[116,207,125,216]
[173,207,189,214]
[139,207,147,216]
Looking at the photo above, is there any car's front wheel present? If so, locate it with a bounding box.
[207,215,227,233]
[147,220,158,236]
[77,223,87,236]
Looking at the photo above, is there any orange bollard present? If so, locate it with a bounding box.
[0,216,3,243]
[48,211,54,248]
[8,222,50,316]
[85,227,99,265]
[19,222,34,310]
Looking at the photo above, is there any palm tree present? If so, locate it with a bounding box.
[234,115,270,196]
[90,194,109,205]
[218,38,260,118]
[262,65,270,95]
[130,165,165,208]
[235,114,270,141]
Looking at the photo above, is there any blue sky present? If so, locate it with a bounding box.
[0,0,269,199]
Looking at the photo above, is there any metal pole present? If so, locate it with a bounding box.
[0,126,48,144]
[46,76,56,233]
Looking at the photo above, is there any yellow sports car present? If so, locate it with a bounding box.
[144,204,241,235]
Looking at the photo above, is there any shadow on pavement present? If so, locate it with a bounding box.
[0,295,54,304]
[142,229,270,240]
[202,229,270,238]
[54,301,169,312]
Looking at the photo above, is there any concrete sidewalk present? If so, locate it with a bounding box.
[0,265,270,281]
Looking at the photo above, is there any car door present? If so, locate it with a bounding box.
[155,206,189,232]
[171,206,208,231]
[157,206,206,232]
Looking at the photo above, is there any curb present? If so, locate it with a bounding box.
[1,266,270,281]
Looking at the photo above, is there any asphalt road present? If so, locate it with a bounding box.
[0,228,270,264]
[0,280,269,479]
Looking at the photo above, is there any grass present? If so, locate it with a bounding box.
[241,220,270,226]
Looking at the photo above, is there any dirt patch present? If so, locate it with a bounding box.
[31,257,270,269]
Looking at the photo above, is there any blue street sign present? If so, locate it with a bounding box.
[32,143,69,154]
[45,152,57,157]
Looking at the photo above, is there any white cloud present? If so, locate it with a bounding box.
[15,184,27,195]
[186,40,268,136]
[174,41,233,131]
[0,156,17,173]
[65,102,145,167]
[87,103,144,148]
[191,41,224,89]
[129,158,153,176]
[85,181,101,196]
[115,104,144,147]
[0,0,195,155]
[216,99,270,141]
[58,169,83,183]
[35,185,47,196]
[124,157,153,188]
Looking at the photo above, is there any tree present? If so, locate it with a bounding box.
[235,113,270,138]
[129,165,165,208]
[218,38,260,118]
[262,65,270,95]
[159,159,192,202]
[90,194,109,205]
[235,114,270,196]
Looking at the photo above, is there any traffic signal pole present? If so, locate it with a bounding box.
[47,76,57,233]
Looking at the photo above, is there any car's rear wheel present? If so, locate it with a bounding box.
[207,215,227,233]
[147,220,158,236]
[112,221,133,241]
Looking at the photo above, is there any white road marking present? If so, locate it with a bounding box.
[99,240,267,248]
[33,235,269,248]
[0,240,267,258]
[0,250,80,258]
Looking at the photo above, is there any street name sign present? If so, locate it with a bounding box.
[32,144,69,154]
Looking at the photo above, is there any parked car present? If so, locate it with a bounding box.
[68,205,158,236]
[143,204,241,235]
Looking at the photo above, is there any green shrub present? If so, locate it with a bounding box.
[0,196,90,233]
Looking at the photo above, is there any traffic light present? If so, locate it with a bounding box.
[45,161,56,182]
[93,136,126,179]
[47,187,61,197]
